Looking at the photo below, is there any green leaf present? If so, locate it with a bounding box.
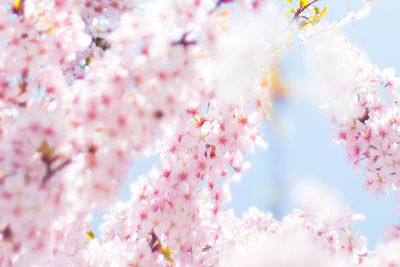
[320,6,328,18]
[311,14,319,24]
[299,0,308,8]
[285,8,297,13]
[298,20,311,29]
[285,0,293,3]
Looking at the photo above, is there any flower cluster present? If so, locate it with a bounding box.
[92,98,265,266]
[301,2,400,212]
[1,0,400,266]
[0,0,278,265]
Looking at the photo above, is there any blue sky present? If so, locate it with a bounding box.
[93,0,400,250]
[227,0,400,249]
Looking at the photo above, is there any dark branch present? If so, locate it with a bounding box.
[171,33,197,47]
[292,0,319,22]
[41,158,72,185]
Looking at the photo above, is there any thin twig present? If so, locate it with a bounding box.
[292,0,319,22]
[41,158,72,185]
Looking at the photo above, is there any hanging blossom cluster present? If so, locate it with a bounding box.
[302,1,400,211]
[83,98,368,266]
[91,99,266,266]
[0,0,400,266]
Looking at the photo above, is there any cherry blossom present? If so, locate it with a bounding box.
[1,0,400,266]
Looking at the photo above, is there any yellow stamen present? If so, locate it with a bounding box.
[161,246,174,263]
[86,230,95,240]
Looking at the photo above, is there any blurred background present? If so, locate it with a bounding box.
[95,0,400,250]
[227,0,400,250]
